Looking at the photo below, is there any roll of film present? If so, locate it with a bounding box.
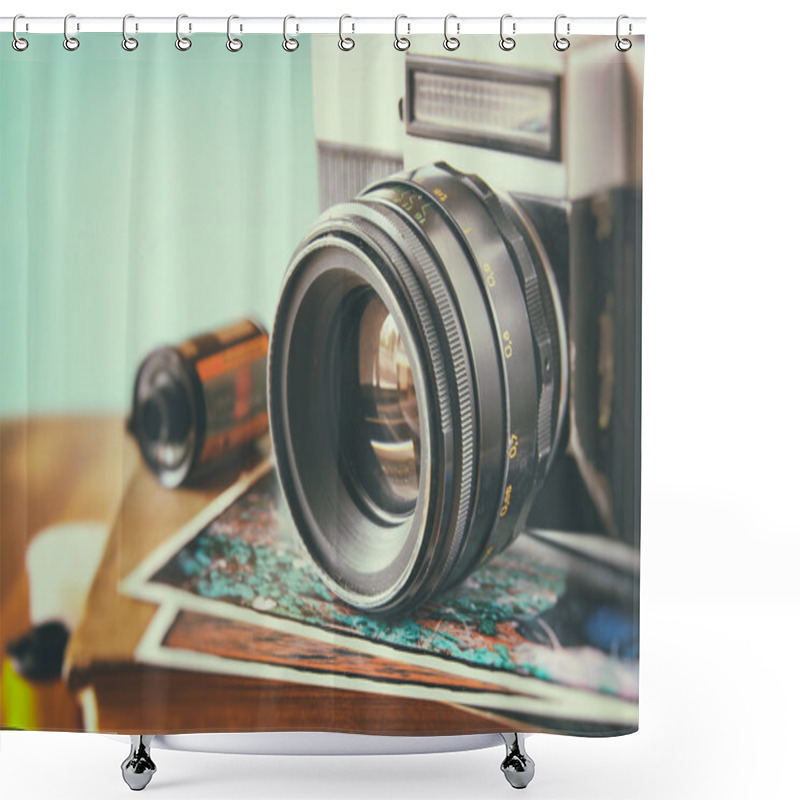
[130,318,270,487]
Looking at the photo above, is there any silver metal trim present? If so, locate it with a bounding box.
[226,14,243,51]
[106,731,507,756]
[121,735,157,791]
[0,16,647,37]
[338,14,354,51]
[11,14,27,51]
[553,14,570,51]
[175,13,191,51]
[500,14,515,51]
[616,14,633,51]
[500,733,535,789]
[443,13,460,50]
[283,14,299,51]
[394,14,410,51]
[63,13,79,51]
[122,14,138,51]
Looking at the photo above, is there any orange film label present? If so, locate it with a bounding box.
[195,334,269,382]
[212,319,262,346]
[198,411,270,465]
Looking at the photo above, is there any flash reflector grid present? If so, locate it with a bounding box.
[406,57,561,160]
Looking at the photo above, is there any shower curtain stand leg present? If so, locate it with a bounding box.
[500,733,535,789]
[121,735,156,791]
[116,733,532,790]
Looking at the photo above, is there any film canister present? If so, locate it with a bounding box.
[130,318,270,487]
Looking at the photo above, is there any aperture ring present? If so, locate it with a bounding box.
[457,171,561,482]
[329,205,477,608]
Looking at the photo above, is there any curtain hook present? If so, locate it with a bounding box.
[283,15,299,51]
[339,15,355,51]
[394,14,410,51]
[499,14,515,51]
[616,15,632,51]
[553,14,570,51]
[175,14,192,51]
[444,14,460,51]
[122,14,138,51]
[226,15,243,52]
[63,13,80,51]
[12,14,29,51]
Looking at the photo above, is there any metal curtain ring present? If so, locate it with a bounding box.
[227,15,243,51]
[553,14,570,51]
[444,14,460,51]
[616,14,632,51]
[499,14,515,51]
[63,13,80,51]
[12,14,28,51]
[122,14,138,51]
[394,15,410,51]
[283,15,299,51]
[339,15,355,51]
[175,14,192,51]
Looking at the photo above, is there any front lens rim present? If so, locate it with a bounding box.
[269,239,437,610]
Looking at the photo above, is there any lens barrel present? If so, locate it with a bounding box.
[269,162,566,614]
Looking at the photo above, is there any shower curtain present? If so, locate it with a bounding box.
[0,29,643,738]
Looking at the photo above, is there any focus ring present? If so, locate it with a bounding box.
[461,174,560,481]
[346,203,477,602]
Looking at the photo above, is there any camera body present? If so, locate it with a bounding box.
[311,37,642,548]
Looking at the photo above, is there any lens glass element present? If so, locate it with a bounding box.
[352,294,420,516]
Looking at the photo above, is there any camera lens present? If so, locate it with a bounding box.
[269,162,567,614]
[346,293,420,517]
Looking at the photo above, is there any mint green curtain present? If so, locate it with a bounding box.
[0,34,317,416]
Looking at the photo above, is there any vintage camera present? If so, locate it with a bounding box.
[269,38,642,614]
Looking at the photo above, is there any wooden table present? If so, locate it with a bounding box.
[1,416,130,730]
[2,416,514,735]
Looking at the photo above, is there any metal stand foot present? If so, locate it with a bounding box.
[500,733,534,789]
[121,735,156,791]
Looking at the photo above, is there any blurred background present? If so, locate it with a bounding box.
[1,33,318,417]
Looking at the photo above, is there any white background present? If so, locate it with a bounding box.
[2,1,799,798]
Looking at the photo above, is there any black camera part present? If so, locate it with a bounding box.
[269,162,568,614]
